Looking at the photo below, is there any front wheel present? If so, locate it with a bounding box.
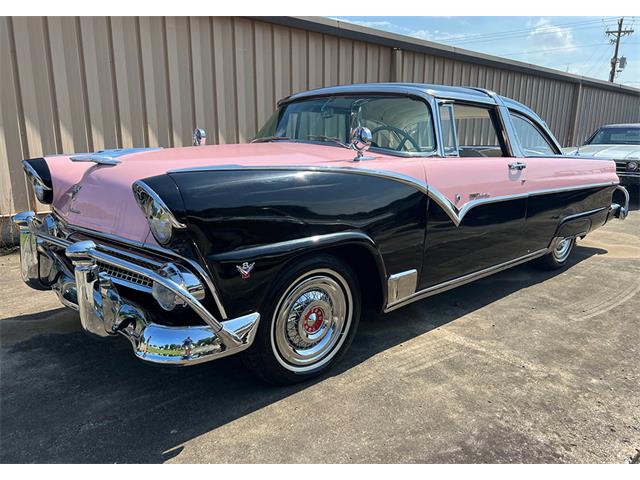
[242,255,361,385]
[536,237,576,269]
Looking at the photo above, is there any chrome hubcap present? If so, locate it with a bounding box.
[553,237,573,262]
[271,270,352,372]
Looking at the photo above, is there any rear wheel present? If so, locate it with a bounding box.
[536,237,576,269]
[242,254,361,384]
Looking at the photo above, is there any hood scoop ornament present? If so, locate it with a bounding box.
[70,147,162,166]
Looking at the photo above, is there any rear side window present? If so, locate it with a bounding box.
[510,113,557,156]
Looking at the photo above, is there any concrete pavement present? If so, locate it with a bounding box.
[1,211,638,463]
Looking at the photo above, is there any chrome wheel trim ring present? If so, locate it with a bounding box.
[270,269,353,373]
[553,237,574,262]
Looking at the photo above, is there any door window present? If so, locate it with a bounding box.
[438,103,507,157]
[510,113,557,156]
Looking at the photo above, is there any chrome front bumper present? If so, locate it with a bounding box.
[11,211,260,366]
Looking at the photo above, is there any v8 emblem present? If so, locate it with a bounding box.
[236,262,255,279]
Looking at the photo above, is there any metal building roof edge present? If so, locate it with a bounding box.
[249,16,640,97]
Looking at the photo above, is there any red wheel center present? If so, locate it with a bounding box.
[303,307,324,333]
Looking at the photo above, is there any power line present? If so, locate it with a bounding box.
[436,17,617,44]
[499,42,608,57]
[450,23,611,46]
[436,17,610,42]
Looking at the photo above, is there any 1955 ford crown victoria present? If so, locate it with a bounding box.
[14,83,630,384]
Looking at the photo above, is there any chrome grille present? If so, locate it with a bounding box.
[97,261,153,290]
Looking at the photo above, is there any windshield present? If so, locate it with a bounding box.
[587,127,640,146]
[255,95,436,154]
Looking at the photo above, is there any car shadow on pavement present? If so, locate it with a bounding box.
[0,245,607,463]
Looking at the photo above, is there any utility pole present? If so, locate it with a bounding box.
[606,17,634,82]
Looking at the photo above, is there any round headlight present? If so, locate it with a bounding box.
[148,206,174,244]
[133,181,185,245]
[627,161,638,172]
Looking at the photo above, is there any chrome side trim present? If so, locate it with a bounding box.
[166,164,616,227]
[384,249,548,312]
[425,181,617,227]
[560,206,608,223]
[387,269,418,305]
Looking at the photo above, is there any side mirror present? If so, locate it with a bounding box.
[193,128,207,146]
[350,126,374,161]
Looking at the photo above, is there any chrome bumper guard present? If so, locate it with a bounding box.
[11,211,260,366]
[609,185,630,221]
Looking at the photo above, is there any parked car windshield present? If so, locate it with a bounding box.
[587,126,640,145]
[255,95,436,154]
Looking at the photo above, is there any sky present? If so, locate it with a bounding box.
[332,16,639,87]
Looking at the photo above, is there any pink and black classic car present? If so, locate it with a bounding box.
[14,83,630,384]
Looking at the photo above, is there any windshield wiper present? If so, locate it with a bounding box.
[305,135,350,149]
[250,136,291,143]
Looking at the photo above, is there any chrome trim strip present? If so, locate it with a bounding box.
[560,206,607,223]
[384,249,548,312]
[424,182,617,227]
[167,164,617,227]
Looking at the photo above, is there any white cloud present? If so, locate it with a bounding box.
[333,19,395,30]
[528,18,577,53]
[405,29,465,42]
[332,17,463,45]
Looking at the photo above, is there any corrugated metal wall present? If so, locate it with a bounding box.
[2,15,640,221]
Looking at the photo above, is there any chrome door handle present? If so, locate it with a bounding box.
[508,162,527,171]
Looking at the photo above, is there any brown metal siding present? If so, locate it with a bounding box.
[1,15,639,217]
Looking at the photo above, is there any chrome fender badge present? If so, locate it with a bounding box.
[236,262,255,279]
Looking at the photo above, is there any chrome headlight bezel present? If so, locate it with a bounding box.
[23,160,53,204]
[132,180,185,245]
